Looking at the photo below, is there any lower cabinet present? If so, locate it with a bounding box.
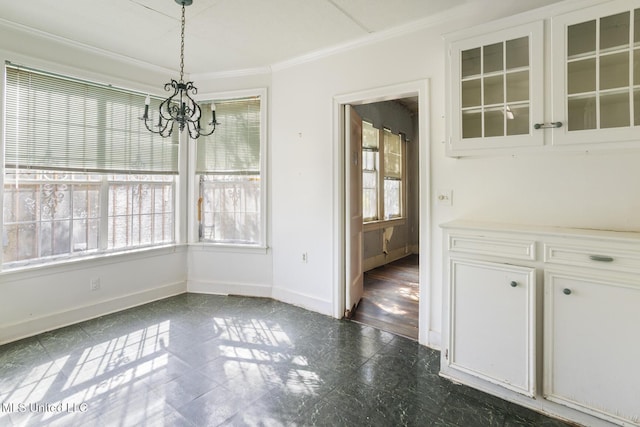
[449,259,536,396]
[441,221,640,427]
[544,270,640,426]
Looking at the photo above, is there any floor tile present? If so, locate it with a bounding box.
[0,294,573,427]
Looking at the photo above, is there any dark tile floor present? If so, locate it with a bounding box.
[0,294,571,426]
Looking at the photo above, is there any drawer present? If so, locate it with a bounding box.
[544,243,640,274]
[448,234,536,261]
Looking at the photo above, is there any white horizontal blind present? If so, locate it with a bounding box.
[196,97,261,175]
[4,65,179,174]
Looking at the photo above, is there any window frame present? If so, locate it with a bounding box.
[192,88,268,250]
[1,62,179,270]
[362,123,407,231]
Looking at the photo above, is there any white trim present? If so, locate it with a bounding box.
[0,280,186,345]
[192,87,269,248]
[0,18,176,77]
[187,279,272,298]
[332,79,432,346]
[190,66,272,81]
[272,2,482,72]
[0,244,187,281]
[271,286,333,317]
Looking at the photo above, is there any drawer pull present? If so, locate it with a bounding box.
[510,281,518,288]
[589,255,614,263]
[563,288,572,295]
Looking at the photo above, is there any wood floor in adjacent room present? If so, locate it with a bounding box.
[352,254,419,340]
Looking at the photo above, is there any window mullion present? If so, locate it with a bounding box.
[99,176,109,251]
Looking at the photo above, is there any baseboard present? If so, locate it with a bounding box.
[187,278,272,298]
[0,280,186,345]
[363,248,415,272]
[270,286,333,317]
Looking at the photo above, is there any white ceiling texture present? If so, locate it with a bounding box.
[0,0,513,76]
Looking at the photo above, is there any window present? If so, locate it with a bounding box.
[2,64,178,268]
[362,122,405,223]
[383,129,403,219]
[196,92,266,246]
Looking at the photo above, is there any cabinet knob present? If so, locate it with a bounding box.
[510,281,518,288]
[563,288,572,295]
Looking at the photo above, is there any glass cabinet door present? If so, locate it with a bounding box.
[552,1,640,145]
[448,21,544,155]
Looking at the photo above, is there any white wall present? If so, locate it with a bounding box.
[267,0,640,347]
[0,25,189,344]
[3,0,639,349]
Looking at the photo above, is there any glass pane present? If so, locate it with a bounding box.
[634,89,640,126]
[462,110,482,139]
[362,121,378,150]
[568,58,596,94]
[600,12,630,51]
[506,37,529,70]
[484,107,504,137]
[462,47,481,77]
[600,91,630,128]
[600,52,629,90]
[383,179,401,219]
[568,96,597,130]
[462,79,482,108]
[506,104,530,136]
[568,20,596,58]
[483,42,503,73]
[635,9,640,44]
[506,71,529,102]
[484,75,504,105]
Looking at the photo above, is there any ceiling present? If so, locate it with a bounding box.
[0,0,475,75]
[0,0,565,77]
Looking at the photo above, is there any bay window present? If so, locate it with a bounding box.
[2,64,178,268]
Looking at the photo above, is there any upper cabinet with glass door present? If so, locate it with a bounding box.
[551,0,640,146]
[447,21,544,156]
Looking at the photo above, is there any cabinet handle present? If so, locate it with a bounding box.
[510,281,518,288]
[563,288,572,295]
[589,254,614,263]
[534,122,563,129]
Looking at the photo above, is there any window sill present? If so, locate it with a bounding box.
[363,217,406,232]
[0,244,187,280]
[189,242,269,255]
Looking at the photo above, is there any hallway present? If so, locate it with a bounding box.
[352,255,419,340]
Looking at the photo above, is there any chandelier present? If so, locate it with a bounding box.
[141,0,217,139]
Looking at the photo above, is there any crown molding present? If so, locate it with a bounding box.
[0,17,176,76]
[190,66,272,81]
[270,2,472,72]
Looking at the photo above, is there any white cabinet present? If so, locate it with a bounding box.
[446,0,640,156]
[441,221,640,427]
[447,21,544,155]
[449,259,536,396]
[544,270,640,426]
[551,0,640,146]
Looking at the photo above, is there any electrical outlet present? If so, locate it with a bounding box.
[301,252,308,263]
[90,278,101,291]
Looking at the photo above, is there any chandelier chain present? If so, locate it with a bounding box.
[141,0,217,139]
[179,4,185,83]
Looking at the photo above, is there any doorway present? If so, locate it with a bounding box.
[333,80,431,346]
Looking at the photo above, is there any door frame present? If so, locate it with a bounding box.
[332,79,432,346]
